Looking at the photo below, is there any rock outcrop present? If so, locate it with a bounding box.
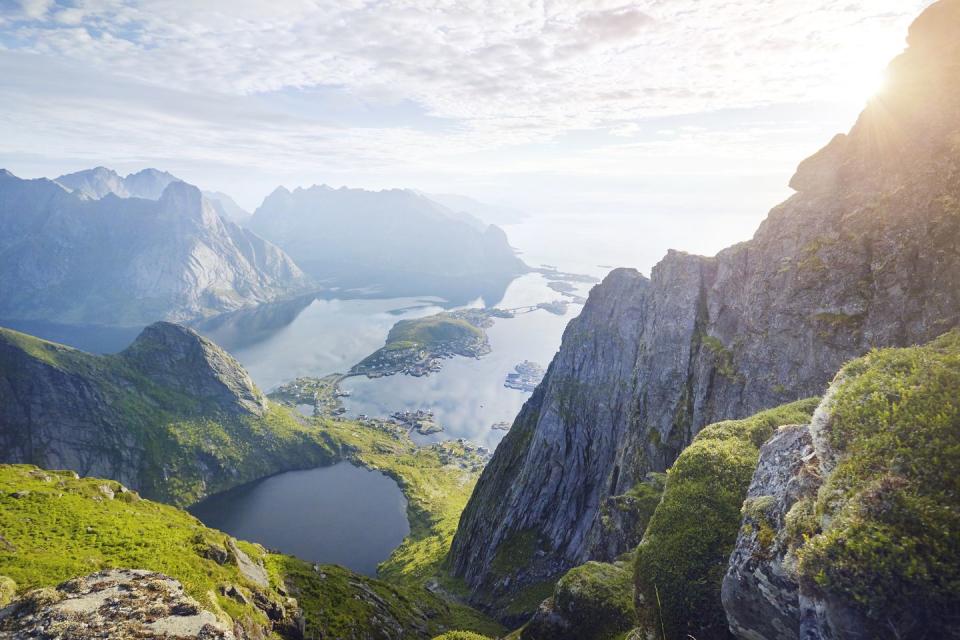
[722,330,960,639]
[248,184,526,303]
[0,324,335,504]
[120,321,268,416]
[449,0,960,614]
[0,172,306,325]
[0,570,236,639]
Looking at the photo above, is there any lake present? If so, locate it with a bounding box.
[189,462,409,576]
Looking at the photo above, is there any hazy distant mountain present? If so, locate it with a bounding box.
[427,192,528,226]
[204,190,251,224]
[58,166,253,227]
[249,185,527,302]
[56,166,180,200]
[0,170,307,326]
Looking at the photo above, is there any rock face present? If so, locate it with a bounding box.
[0,569,235,639]
[0,323,331,504]
[0,172,306,325]
[449,0,960,612]
[721,424,819,640]
[120,321,267,415]
[248,184,526,302]
[723,329,960,639]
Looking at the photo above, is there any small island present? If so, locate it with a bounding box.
[351,310,493,378]
[504,360,546,392]
[391,409,444,435]
[490,421,512,431]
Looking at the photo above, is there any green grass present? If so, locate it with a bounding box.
[0,327,504,636]
[387,315,484,349]
[633,398,820,640]
[795,330,960,636]
[0,463,497,638]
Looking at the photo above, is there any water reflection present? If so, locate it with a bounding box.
[198,296,446,391]
[342,274,589,448]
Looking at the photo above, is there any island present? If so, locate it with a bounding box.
[351,310,493,378]
[391,409,444,435]
[490,421,512,431]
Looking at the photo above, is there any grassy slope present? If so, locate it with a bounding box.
[386,314,484,350]
[0,464,479,639]
[633,398,820,640]
[0,327,340,507]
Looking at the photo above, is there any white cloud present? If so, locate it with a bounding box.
[0,0,937,209]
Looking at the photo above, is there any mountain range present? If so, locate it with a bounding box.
[248,184,527,303]
[0,170,306,326]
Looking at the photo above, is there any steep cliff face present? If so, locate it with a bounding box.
[449,0,960,611]
[0,324,334,504]
[0,175,306,325]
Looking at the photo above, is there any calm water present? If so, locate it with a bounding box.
[195,272,591,449]
[189,463,409,576]
[198,295,446,391]
[341,274,588,449]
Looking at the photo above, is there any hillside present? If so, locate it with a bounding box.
[248,185,526,303]
[0,322,336,505]
[0,464,491,639]
[0,172,306,325]
[448,0,960,617]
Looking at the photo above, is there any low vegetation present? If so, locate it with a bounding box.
[795,330,960,636]
[633,398,819,640]
[0,464,484,639]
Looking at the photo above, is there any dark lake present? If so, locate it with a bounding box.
[189,462,409,576]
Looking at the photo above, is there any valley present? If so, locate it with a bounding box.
[0,2,958,639]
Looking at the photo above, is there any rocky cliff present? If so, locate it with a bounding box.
[449,0,960,613]
[0,323,334,505]
[0,173,306,325]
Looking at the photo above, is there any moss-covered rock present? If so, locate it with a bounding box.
[632,398,819,640]
[795,330,960,637]
[523,559,637,640]
[431,632,494,640]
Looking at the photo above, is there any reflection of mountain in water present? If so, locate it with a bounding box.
[193,292,317,351]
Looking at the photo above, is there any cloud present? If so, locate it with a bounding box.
[0,0,937,207]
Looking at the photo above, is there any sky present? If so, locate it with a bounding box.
[0,0,936,269]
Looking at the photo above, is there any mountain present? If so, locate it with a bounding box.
[0,172,307,325]
[204,189,251,224]
[518,331,959,640]
[0,322,334,505]
[448,0,960,618]
[427,192,528,226]
[56,166,180,200]
[248,185,527,303]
